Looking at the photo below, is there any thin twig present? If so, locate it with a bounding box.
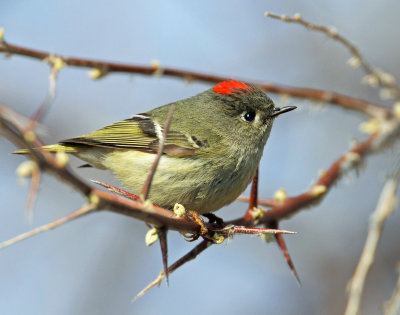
[265,12,400,97]
[344,178,399,315]
[0,40,390,118]
[384,263,400,315]
[133,240,212,301]
[26,62,60,131]
[0,203,96,250]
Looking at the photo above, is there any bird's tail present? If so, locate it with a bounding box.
[13,144,77,155]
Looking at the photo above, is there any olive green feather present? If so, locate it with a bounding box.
[61,118,197,155]
[14,118,198,157]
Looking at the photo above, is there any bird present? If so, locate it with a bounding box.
[15,79,296,214]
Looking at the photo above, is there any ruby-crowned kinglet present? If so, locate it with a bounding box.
[15,80,295,214]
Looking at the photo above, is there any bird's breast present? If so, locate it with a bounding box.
[101,147,262,214]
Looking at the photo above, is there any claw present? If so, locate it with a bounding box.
[183,232,200,242]
[182,210,209,241]
[187,210,208,235]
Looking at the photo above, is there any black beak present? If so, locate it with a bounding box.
[270,105,297,118]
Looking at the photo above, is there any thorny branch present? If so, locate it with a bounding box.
[0,102,296,297]
[252,13,400,312]
[0,104,294,242]
[135,157,264,297]
[2,96,398,296]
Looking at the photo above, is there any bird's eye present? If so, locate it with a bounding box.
[241,111,256,122]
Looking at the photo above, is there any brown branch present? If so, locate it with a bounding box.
[344,178,399,315]
[0,40,390,119]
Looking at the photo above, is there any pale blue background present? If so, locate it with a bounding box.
[1,1,399,314]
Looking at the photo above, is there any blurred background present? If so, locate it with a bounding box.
[1,1,399,314]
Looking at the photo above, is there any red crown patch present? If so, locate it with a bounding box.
[213,79,251,95]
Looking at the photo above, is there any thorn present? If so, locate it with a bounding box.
[244,167,259,221]
[158,227,169,286]
[275,232,301,286]
[25,165,41,225]
[249,167,259,209]
[140,105,175,201]
[90,180,140,200]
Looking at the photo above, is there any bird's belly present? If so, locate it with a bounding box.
[102,149,258,214]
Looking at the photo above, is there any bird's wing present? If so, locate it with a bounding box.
[60,114,199,157]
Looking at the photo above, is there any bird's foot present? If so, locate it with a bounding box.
[184,210,208,242]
